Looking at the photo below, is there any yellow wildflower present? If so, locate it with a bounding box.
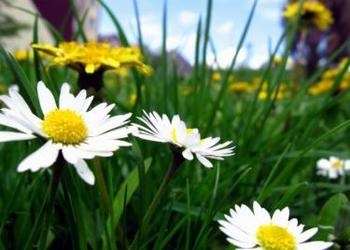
[179,85,193,96]
[129,93,137,106]
[272,56,293,69]
[32,41,153,76]
[212,71,221,82]
[339,80,350,91]
[258,89,290,100]
[283,1,333,31]
[308,80,333,95]
[13,50,33,61]
[322,67,339,80]
[229,81,252,93]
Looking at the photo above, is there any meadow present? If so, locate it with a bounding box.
[0,0,349,249]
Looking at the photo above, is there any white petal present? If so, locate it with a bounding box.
[0,131,36,142]
[62,146,79,164]
[218,221,253,243]
[253,201,271,225]
[316,159,330,170]
[81,138,122,152]
[72,89,87,112]
[182,148,194,160]
[2,108,43,136]
[59,83,74,109]
[298,241,333,250]
[237,248,262,250]
[37,81,57,115]
[94,127,132,140]
[328,169,338,179]
[272,207,289,227]
[0,113,32,133]
[1,92,43,134]
[17,141,59,172]
[80,96,94,113]
[329,156,339,163]
[196,153,213,168]
[73,159,95,185]
[226,237,257,248]
[287,218,299,232]
[132,133,167,143]
[89,113,132,136]
[297,227,318,243]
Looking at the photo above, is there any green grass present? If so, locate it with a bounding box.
[1,0,350,249]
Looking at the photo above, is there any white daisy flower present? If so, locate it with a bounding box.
[218,201,333,250]
[316,156,350,179]
[132,111,234,168]
[0,81,133,185]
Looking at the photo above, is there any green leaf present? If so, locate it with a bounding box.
[0,46,41,114]
[274,182,309,209]
[102,158,152,249]
[319,193,348,226]
[317,193,348,240]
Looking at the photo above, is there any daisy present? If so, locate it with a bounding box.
[0,81,133,185]
[316,156,350,179]
[132,111,234,168]
[218,201,333,250]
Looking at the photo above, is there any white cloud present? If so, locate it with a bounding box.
[207,47,248,68]
[259,0,284,5]
[249,54,268,69]
[167,36,183,50]
[167,33,197,61]
[178,10,198,27]
[217,21,234,34]
[261,9,281,22]
[133,15,162,50]
[217,0,230,3]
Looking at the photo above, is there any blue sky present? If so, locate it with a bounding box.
[98,0,286,68]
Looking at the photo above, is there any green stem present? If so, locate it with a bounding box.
[94,158,110,213]
[299,29,308,65]
[129,148,185,249]
[37,153,65,249]
[78,69,104,91]
[77,70,105,103]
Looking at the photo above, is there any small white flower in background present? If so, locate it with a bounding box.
[316,156,350,179]
[132,110,234,168]
[0,81,133,185]
[218,201,333,250]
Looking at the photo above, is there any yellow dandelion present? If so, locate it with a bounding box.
[32,41,153,76]
[179,85,193,96]
[229,81,252,93]
[212,72,222,82]
[258,88,290,100]
[129,93,137,106]
[339,80,350,91]
[13,50,33,61]
[308,80,333,95]
[283,1,333,31]
[322,67,339,80]
[272,56,294,68]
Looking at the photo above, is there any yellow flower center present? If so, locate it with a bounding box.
[186,128,194,134]
[257,225,296,250]
[171,127,178,143]
[331,160,344,169]
[171,128,196,144]
[42,109,88,145]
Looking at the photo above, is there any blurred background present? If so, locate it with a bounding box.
[2,0,349,73]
